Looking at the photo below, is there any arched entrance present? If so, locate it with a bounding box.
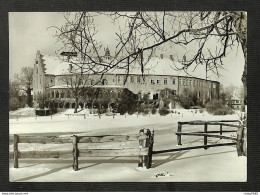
[65,103,70,108]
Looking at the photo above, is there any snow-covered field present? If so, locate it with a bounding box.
[9,108,247,182]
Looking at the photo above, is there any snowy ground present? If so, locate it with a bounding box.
[9,108,247,182]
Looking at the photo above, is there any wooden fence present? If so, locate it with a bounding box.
[153,120,241,155]
[9,129,154,170]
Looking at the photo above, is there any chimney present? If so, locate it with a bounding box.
[170,55,173,61]
[160,54,163,59]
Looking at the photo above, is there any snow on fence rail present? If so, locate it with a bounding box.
[9,129,154,171]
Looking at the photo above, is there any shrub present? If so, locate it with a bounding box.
[151,107,157,114]
[206,100,234,115]
[9,97,20,111]
[159,107,170,116]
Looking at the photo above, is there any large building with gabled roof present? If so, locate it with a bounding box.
[33,49,220,112]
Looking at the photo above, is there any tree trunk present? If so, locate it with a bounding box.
[26,88,32,107]
[74,98,79,113]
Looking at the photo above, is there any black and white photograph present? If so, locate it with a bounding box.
[9,11,247,182]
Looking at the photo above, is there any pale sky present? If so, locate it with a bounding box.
[9,12,245,88]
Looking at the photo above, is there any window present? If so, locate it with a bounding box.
[67,91,70,98]
[91,80,94,85]
[61,91,64,98]
[118,76,120,83]
[36,61,38,64]
[190,80,192,86]
[137,76,141,83]
[131,76,135,83]
[197,80,199,87]
[164,78,168,85]
[151,79,155,85]
[173,90,177,95]
[157,79,160,84]
[183,79,185,86]
[52,91,54,98]
[179,79,182,85]
[51,78,53,83]
[172,78,175,84]
[56,91,59,98]
[194,80,196,87]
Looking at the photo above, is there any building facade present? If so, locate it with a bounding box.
[33,50,220,112]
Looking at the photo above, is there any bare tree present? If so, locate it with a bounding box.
[52,11,246,109]
[62,70,89,113]
[14,66,34,107]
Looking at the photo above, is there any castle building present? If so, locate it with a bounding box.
[33,50,220,112]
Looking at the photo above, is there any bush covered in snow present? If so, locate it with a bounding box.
[206,99,234,115]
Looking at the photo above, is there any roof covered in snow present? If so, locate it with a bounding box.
[41,53,220,82]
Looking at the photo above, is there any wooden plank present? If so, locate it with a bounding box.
[78,134,148,143]
[208,122,240,127]
[193,130,237,134]
[13,134,19,168]
[177,122,182,145]
[78,141,137,149]
[138,129,145,167]
[79,148,149,157]
[237,125,243,156]
[18,150,72,158]
[179,120,240,126]
[220,124,223,139]
[175,132,237,141]
[73,135,78,171]
[146,130,154,169]
[18,136,72,144]
[152,143,236,154]
[204,123,208,150]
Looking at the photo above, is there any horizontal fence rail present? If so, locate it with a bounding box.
[9,129,154,170]
[173,120,240,152]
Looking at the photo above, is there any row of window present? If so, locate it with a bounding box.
[49,90,121,99]
[150,78,175,85]
[179,79,214,88]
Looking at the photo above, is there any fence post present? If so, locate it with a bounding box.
[73,135,79,171]
[145,129,154,169]
[204,123,208,150]
[177,122,182,145]
[13,134,19,168]
[237,124,243,156]
[220,124,223,139]
[138,129,144,167]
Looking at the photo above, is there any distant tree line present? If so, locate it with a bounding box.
[9,66,33,111]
